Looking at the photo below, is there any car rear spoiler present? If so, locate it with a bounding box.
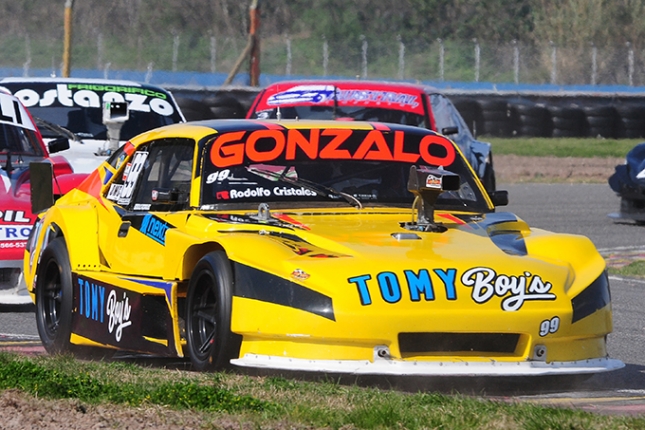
[30,162,54,214]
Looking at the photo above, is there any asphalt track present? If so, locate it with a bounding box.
[2,182,645,415]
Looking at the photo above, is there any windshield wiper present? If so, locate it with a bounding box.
[33,117,83,143]
[248,166,363,209]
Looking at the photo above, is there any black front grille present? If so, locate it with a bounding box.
[399,332,520,354]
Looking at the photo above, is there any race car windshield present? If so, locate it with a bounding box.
[27,106,175,141]
[0,122,44,157]
[201,127,490,213]
[254,105,426,127]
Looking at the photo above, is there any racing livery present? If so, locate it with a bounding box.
[0,78,185,174]
[0,90,84,304]
[247,80,496,192]
[25,119,622,376]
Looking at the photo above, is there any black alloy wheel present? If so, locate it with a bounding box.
[185,251,241,371]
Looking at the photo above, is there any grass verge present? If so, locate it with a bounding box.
[0,352,643,429]
[486,137,641,158]
[609,261,645,279]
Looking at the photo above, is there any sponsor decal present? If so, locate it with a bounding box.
[0,224,32,242]
[106,289,132,342]
[291,269,310,281]
[138,213,171,245]
[0,210,31,223]
[77,276,106,323]
[348,267,555,311]
[336,89,419,109]
[461,268,555,311]
[539,316,560,337]
[117,151,147,205]
[0,94,33,130]
[221,186,317,200]
[267,85,336,105]
[209,129,455,168]
[425,174,442,189]
[15,84,175,117]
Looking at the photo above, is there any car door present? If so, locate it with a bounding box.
[99,138,195,278]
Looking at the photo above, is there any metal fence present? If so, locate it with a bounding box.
[2,32,645,87]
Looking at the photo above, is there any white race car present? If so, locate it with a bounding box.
[0,78,185,173]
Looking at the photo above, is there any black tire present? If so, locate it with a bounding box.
[481,120,513,137]
[185,251,241,371]
[175,97,213,121]
[552,128,585,138]
[36,238,73,355]
[551,116,583,131]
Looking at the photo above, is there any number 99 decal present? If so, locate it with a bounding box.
[539,317,560,337]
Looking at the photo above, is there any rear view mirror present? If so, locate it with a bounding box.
[47,136,70,154]
[441,126,459,136]
[30,162,54,213]
[489,190,509,206]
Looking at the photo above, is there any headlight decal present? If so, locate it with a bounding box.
[234,262,335,321]
[571,272,610,323]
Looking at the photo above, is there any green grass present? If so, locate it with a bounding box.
[487,137,642,158]
[609,261,645,278]
[0,352,643,429]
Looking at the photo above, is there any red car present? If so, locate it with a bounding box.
[0,90,85,304]
[247,80,496,192]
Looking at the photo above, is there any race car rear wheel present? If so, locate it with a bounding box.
[186,251,241,371]
[35,238,73,354]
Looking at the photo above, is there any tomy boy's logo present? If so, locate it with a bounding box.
[348,267,555,311]
[75,275,133,343]
[209,129,456,168]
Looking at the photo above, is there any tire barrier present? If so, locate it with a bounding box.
[476,98,513,137]
[508,99,551,137]
[170,87,645,139]
[546,105,587,138]
[583,104,618,138]
[175,97,213,121]
[450,97,482,136]
[615,103,645,138]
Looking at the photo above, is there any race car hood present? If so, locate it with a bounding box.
[189,208,604,317]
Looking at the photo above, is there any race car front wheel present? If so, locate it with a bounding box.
[36,238,73,354]
[186,251,241,371]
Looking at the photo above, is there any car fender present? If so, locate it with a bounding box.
[468,139,492,179]
[40,204,101,272]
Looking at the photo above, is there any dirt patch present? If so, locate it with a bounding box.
[495,155,623,184]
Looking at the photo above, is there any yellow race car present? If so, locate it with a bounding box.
[24,119,623,376]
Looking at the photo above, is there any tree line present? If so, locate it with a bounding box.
[2,0,644,49]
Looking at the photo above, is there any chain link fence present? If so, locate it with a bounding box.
[1,31,645,87]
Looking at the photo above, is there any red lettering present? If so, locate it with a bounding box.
[319,129,352,159]
[286,129,319,160]
[393,130,419,163]
[353,130,394,161]
[246,130,285,163]
[419,135,456,166]
[210,131,245,167]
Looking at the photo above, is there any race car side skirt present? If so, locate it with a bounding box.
[231,353,625,376]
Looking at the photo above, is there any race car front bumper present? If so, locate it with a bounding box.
[231,352,625,376]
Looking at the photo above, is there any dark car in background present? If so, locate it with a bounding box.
[0,78,185,173]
